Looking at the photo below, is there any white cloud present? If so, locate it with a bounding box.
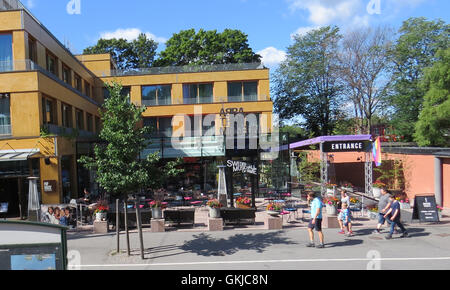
[290,26,320,40]
[257,47,287,68]
[100,28,167,44]
[288,0,367,27]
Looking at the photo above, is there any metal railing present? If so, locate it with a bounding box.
[141,95,270,106]
[0,124,11,135]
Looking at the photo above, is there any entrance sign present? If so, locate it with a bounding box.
[413,195,440,223]
[226,160,257,175]
[322,141,372,153]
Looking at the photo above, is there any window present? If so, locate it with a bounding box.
[0,93,11,135]
[84,81,91,98]
[62,64,71,86]
[227,81,258,102]
[103,86,131,100]
[61,103,72,128]
[46,51,58,76]
[41,96,57,125]
[142,85,171,106]
[75,109,84,130]
[183,83,213,104]
[74,74,82,92]
[143,117,172,138]
[0,34,12,72]
[86,113,93,132]
[95,116,101,133]
[28,36,37,63]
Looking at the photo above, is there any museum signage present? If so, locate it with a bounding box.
[43,180,57,193]
[220,107,244,117]
[322,141,372,153]
[226,160,257,175]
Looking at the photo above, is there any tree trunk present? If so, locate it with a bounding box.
[116,199,120,254]
[135,200,145,260]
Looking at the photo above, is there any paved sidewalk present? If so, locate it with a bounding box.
[72,198,450,235]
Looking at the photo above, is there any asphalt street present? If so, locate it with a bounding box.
[67,223,450,270]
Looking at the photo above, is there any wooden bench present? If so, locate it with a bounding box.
[220,208,257,225]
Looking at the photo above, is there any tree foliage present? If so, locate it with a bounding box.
[389,17,450,141]
[414,48,450,147]
[83,34,158,70]
[273,26,343,137]
[154,29,261,66]
[78,81,183,200]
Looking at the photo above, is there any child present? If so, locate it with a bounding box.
[338,202,353,236]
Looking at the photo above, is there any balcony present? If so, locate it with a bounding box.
[42,124,97,139]
[0,59,100,106]
[94,62,266,78]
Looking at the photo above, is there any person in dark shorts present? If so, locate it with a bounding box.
[384,194,409,239]
[373,188,392,234]
[306,192,325,248]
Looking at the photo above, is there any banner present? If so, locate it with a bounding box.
[372,137,382,167]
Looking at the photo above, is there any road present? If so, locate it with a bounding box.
[67,224,450,270]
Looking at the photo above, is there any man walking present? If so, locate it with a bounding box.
[384,194,409,239]
[373,188,391,234]
[306,192,325,248]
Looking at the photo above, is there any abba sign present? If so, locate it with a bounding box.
[220,107,244,117]
[227,160,257,175]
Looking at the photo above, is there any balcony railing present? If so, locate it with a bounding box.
[94,62,266,77]
[42,124,97,139]
[0,124,11,136]
[0,59,100,106]
[141,95,270,107]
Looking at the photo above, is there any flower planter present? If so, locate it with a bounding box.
[152,208,163,220]
[326,188,335,196]
[266,210,280,217]
[209,207,221,218]
[372,187,382,198]
[236,203,251,209]
[95,212,107,221]
[326,205,337,216]
[368,211,378,220]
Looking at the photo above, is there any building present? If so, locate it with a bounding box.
[0,0,279,217]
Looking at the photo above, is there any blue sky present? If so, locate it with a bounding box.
[23,0,450,69]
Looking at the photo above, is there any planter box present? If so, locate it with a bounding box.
[400,203,411,210]
[164,209,195,227]
[322,214,340,229]
[93,221,108,234]
[208,218,224,231]
[220,208,256,225]
[367,211,378,220]
[264,216,283,230]
[151,219,165,232]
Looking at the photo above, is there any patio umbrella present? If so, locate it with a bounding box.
[27,177,40,222]
[217,165,227,207]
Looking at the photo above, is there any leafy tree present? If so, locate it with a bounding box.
[78,81,182,200]
[83,34,158,70]
[338,26,395,134]
[414,48,450,147]
[273,26,343,137]
[154,29,261,66]
[389,17,450,141]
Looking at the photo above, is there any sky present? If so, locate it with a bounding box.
[23,0,450,70]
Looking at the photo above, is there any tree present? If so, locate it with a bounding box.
[78,81,182,200]
[273,26,343,137]
[83,34,158,70]
[154,29,261,66]
[337,26,395,134]
[414,48,450,147]
[389,17,450,141]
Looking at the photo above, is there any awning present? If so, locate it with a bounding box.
[0,149,40,162]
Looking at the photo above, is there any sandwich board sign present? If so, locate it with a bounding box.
[413,195,440,223]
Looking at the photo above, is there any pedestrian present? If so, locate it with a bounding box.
[306,192,325,248]
[384,194,409,239]
[338,202,353,236]
[373,188,392,234]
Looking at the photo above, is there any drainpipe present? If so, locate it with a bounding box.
[434,157,443,206]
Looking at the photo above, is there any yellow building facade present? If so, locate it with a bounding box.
[0,1,274,216]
